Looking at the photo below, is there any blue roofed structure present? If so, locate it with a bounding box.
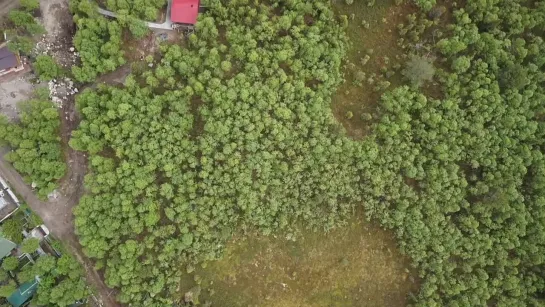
[7,280,38,307]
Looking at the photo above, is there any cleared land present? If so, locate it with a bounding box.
[179,217,418,307]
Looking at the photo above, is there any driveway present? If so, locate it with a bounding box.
[97,0,174,30]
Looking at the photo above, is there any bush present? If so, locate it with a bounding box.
[402,54,435,87]
[21,238,40,254]
[0,282,16,298]
[2,257,18,271]
[1,219,24,244]
[34,55,62,81]
[20,0,40,11]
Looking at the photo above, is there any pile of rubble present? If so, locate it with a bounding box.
[34,35,79,68]
[48,78,78,107]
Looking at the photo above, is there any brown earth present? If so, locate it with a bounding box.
[0,0,19,19]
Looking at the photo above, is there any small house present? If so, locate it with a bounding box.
[0,46,23,77]
[171,0,200,25]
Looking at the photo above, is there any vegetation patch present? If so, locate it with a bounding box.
[67,0,545,306]
[0,99,65,199]
[331,0,415,138]
[179,218,417,307]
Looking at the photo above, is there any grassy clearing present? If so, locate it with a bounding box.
[179,216,418,307]
[331,0,415,138]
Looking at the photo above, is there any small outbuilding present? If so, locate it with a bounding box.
[171,0,200,25]
[0,46,23,77]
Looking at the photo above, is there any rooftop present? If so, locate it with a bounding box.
[171,0,200,25]
[7,280,38,307]
[0,238,16,259]
[0,176,20,222]
[0,47,18,72]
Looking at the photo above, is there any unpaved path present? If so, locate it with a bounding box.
[0,0,19,18]
[0,100,121,304]
[0,150,120,307]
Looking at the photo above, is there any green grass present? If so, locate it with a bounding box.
[331,0,415,138]
[178,216,418,307]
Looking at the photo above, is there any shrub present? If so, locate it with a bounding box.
[1,219,24,244]
[0,282,16,298]
[34,55,62,81]
[402,54,435,87]
[20,0,40,11]
[2,257,18,271]
[21,238,40,254]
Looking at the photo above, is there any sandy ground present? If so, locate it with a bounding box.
[0,73,36,121]
[0,0,19,18]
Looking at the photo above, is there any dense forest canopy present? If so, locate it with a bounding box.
[68,0,545,305]
[71,0,360,304]
[0,99,66,198]
[103,0,166,20]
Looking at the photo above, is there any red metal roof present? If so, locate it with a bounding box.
[171,0,200,25]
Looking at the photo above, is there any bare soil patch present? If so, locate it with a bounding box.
[39,0,78,68]
[0,0,19,19]
[0,72,40,121]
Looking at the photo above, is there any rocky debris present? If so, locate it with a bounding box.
[48,189,59,200]
[48,78,78,108]
[34,35,80,68]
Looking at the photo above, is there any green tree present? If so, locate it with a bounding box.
[34,55,62,81]
[0,281,16,298]
[499,63,529,90]
[1,219,24,244]
[452,56,471,73]
[2,257,18,271]
[128,18,149,39]
[20,238,40,254]
[8,10,34,28]
[402,55,435,87]
[0,99,66,199]
[7,36,34,54]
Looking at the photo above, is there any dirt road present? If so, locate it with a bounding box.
[0,149,119,307]
[0,0,19,17]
